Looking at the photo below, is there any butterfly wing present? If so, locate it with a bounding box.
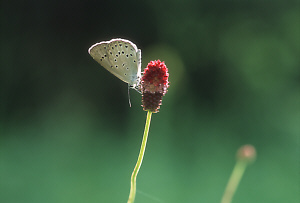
[88,38,141,87]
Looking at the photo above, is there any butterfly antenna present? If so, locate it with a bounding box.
[128,84,132,107]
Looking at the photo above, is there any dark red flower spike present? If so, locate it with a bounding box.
[141,60,169,113]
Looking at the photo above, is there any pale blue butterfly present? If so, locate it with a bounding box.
[88,38,141,89]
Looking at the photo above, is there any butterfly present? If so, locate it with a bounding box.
[88,38,141,89]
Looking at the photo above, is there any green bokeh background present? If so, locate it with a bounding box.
[1,0,299,202]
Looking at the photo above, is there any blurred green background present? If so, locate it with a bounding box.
[1,0,299,202]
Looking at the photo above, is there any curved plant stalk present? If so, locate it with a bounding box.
[127,111,152,203]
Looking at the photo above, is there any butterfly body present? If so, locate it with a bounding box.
[88,38,141,88]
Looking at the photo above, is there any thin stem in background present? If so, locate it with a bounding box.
[221,161,247,203]
[127,111,153,203]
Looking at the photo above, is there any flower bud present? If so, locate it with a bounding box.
[236,144,256,164]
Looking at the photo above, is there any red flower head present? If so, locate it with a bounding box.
[141,60,169,113]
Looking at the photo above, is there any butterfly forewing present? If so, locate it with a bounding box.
[88,38,141,87]
[88,42,112,75]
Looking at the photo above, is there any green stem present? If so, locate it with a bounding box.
[127,111,153,203]
[221,161,247,203]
